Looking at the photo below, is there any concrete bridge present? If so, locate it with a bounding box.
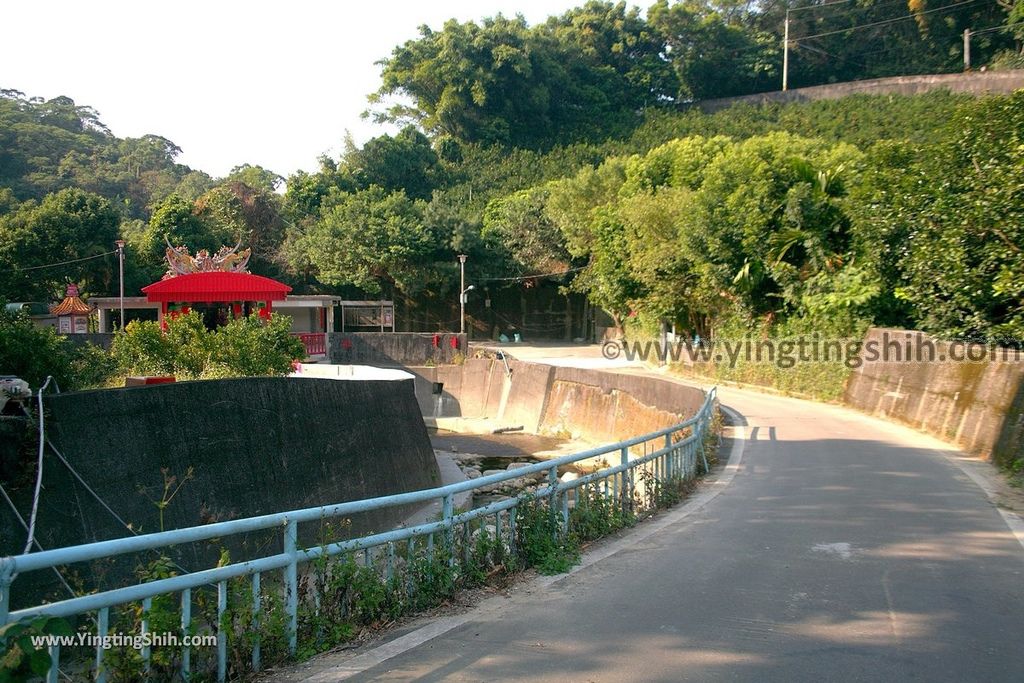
[279,347,1024,682]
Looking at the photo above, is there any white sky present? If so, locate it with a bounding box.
[1,0,599,179]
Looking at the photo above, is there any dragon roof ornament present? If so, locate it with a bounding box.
[164,237,252,279]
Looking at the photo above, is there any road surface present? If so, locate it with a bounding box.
[281,354,1024,682]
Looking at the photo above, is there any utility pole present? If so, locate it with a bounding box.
[783,9,790,91]
[963,29,971,70]
[458,254,468,334]
[115,239,126,331]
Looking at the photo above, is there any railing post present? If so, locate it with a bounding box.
[47,643,59,683]
[442,493,454,566]
[620,446,630,514]
[95,606,109,683]
[548,465,564,532]
[283,518,298,656]
[697,411,710,474]
[181,589,192,681]
[251,573,261,672]
[141,597,152,675]
[217,580,227,682]
[664,433,673,480]
[0,558,13,625]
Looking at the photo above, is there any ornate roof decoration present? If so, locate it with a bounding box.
[50,283,92,316]
[163,237,251,279]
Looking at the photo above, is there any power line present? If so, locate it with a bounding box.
[19,249,117,271]
[791,0,927,20]
[794,0,986,42]
[0,481,78,598]
[799,41,870,69]
[787,0,856,13]
[478,264,587,283]
[969,24,1017,37]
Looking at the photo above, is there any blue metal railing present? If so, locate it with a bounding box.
[1,387,717,681]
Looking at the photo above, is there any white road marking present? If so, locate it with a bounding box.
[811,542,855,560]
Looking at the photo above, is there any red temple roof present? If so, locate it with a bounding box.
[142,272,291,303]
[50,283,92,315]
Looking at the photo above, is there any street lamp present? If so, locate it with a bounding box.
[458,254,468,334]
[115,239,126,331]
[460,285,475,335]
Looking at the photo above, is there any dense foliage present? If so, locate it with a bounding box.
[111,312,304,379]
[0,305,113,391]
[370,0,1018,148]
[1,1,1023,348]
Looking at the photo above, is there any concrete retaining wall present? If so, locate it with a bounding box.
[1,376,440,599]
[697,71,1024,113]
[328,332,468,366]
[844,328,1024,466]
[62,333,114,350]
[409,359,706,444]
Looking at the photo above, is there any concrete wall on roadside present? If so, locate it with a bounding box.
[697,71,1024,113]
[61,332,114,350]
[1,376,440,604]
[409,358,706,444]
[328,332,467,366]
[844,328,1024,466]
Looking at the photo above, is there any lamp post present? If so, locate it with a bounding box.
[783,9,790,91]
[458,254,468,334]
[115,239,126,331]
[461,285,476,337]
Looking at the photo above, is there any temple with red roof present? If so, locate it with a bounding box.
[86,243,395,359]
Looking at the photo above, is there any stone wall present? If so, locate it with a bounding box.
[1,376,440,603]
[844,328,1024,467]
[328,332,467,366]
[697,71,1024,113]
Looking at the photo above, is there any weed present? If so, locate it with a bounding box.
[514,496,579,574]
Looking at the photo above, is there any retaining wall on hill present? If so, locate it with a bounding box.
[1,376,440,595]
[697,71,1024,113]
[844,328,1024,466]
[408,358,705,444]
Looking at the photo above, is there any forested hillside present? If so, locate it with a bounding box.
[1,0,1022,343]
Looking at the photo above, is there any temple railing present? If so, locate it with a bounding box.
[293,332,326,356]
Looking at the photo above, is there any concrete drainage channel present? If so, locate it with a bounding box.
[411,356,706,445]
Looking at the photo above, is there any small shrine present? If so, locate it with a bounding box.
[141,242,289,329]
[89,242,394,359]
[50,283,91,334]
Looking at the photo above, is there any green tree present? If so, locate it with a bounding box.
[223,164,284,193]
[482,186,570,275]
[111,311,303,379]
[370,3,677,149]
[0,304,113,390]
[648,0,778,100]
[292,186,437,296]
[861,91,1024,340]
[346,126,443,201]
[194,182,286,260]
[0,188,120,300]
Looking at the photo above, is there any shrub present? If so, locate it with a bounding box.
[111,311,304,379]
[0,303,114,391]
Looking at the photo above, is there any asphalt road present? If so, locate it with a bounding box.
[290,385,1024,682]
